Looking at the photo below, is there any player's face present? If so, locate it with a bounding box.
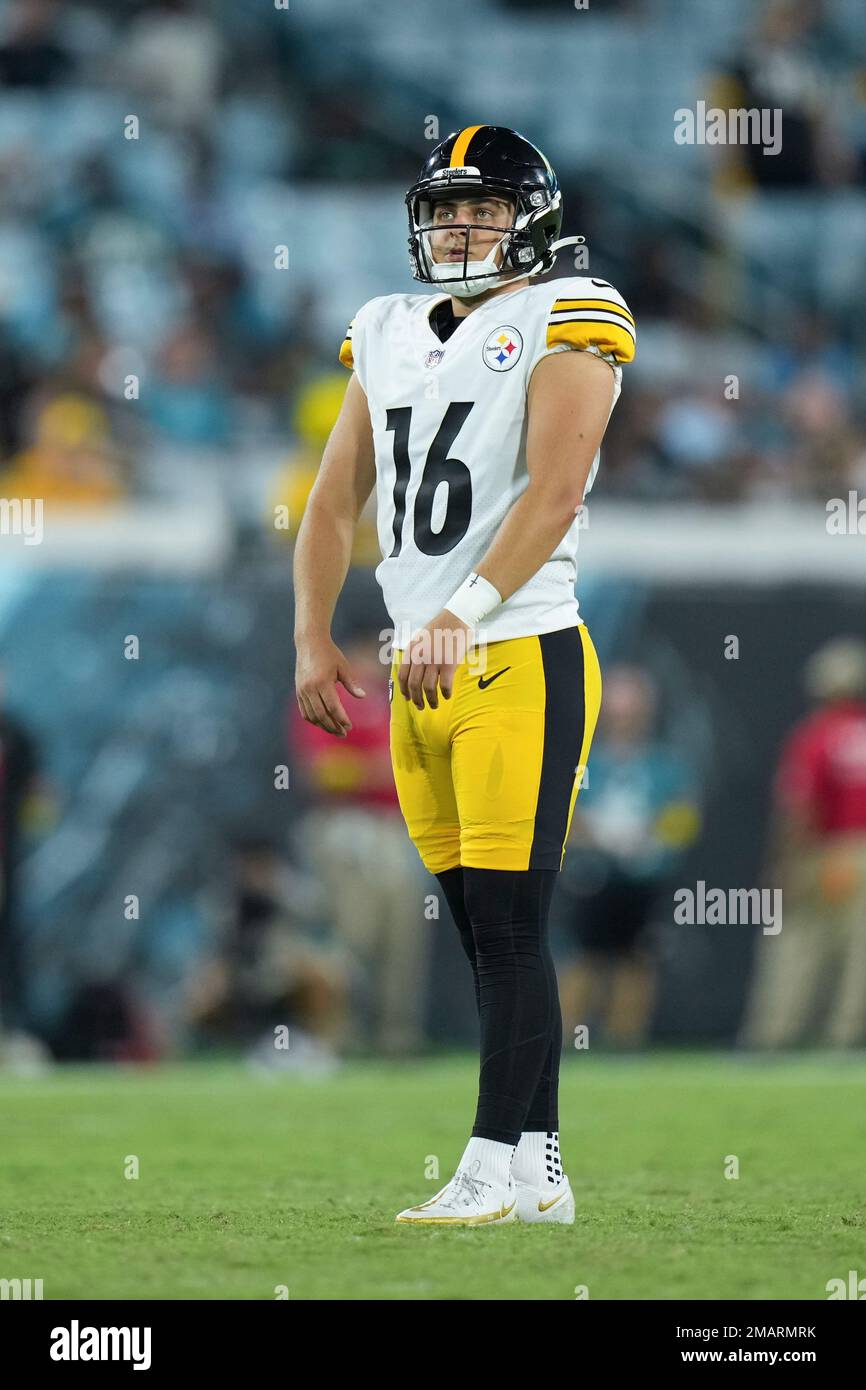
[427,196,515,265]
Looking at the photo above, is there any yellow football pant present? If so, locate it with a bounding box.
[389,624,602,873]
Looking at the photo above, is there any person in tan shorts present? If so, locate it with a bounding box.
[740,638,866,1048]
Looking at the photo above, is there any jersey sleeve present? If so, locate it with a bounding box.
[543,280,636,366]
[338,316,356,369]
[338,300,375,392]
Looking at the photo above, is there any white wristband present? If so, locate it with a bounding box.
[444,572,502,628]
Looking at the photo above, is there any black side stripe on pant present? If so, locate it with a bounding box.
[529,627,587,870]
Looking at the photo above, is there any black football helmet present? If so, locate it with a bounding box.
[405,125,582,298]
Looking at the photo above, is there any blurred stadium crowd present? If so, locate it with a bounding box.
[2,0,866,1068]
[1,0,866,508]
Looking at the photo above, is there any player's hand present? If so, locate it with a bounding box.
[295,636,366,738]
[398,610,472,710]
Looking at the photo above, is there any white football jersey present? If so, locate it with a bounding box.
[339,276,635,645]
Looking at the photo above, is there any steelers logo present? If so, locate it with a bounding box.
[482,325,523,372]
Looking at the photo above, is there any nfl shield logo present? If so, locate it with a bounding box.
[425,349,445,368]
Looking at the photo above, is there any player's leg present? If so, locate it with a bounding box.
[455,625,602,1224]
[389,706,469,1039]
[435,862,563,1193]
[461,863,561,1184]
[425,633,556,1162]
[388,657,462,878]
[390,652,518,1222]
[435,865,480,1015]
[390,646,527,1224]
[391,628,602,1224]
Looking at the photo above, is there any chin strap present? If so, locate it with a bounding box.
[527,233,585,277]
[548,233,586,256]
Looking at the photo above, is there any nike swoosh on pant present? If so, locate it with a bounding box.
[477,666,511,690]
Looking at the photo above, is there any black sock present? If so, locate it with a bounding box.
[460,866,560,1145]
[522,947,561,1133]
[436,865,561,1133]
[436,865,562,1137]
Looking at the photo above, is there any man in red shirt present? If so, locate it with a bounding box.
[741,637,866,1048]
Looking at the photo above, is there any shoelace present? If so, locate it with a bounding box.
[441,1162,493,1209]
[458,1168,491,1205]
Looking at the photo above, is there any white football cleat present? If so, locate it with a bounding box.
[514,1174,575,1224]
[396,1162,518,1226]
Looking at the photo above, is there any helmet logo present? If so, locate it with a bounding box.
[430,165,481,182]
[529,191,546,207]
[482,326,524,372]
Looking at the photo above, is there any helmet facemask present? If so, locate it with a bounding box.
[413,190,517,299]
[407,180,565,299]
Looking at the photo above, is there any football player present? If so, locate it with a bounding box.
[294,125,635,1225]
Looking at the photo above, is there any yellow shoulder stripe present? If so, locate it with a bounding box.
[552,298,636,327]
[547,319,635,364]
[339,337,353,369]
[451,125,484,167]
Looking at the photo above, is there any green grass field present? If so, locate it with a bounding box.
[2,1051,865,1300]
